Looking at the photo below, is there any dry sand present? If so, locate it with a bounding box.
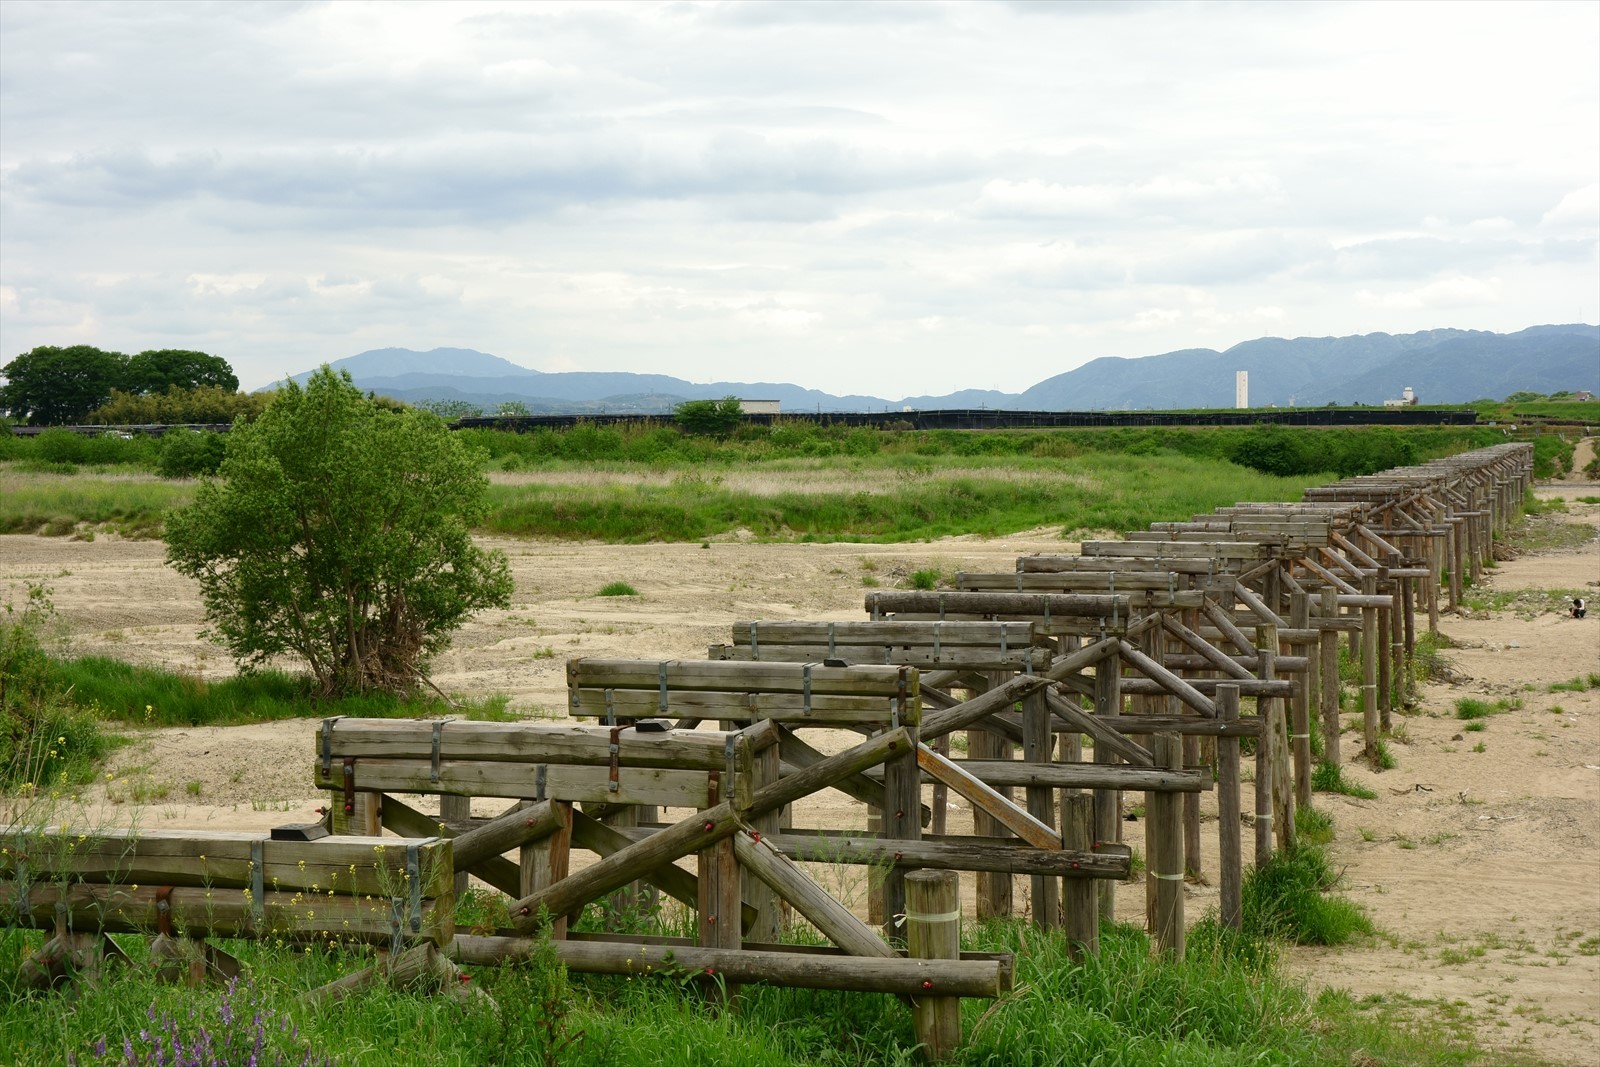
[2,488,1596,1064]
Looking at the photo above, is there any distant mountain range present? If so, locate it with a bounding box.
[288,325,1600,413]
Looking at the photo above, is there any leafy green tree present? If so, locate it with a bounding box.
[165,367,512,696]
[414,398,484,420]
[0,345,129,424]
[675,395,744,436]
[125,349,239,394]
[87,385,272,425]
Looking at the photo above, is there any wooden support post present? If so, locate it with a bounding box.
[1061,794,1098,959]
[1181,733,1202,879]
[1361,577,1380,769]
[1149,734,1185,958]
[1387,552,1406,712]
[1319,587,1341,772]
[968,729,1014,920]
[1289,593,1313,810]
[1216,685,1242,930]
[1466,512,1481,585]
[1254,679,1273,868]
[333,789,381,836]
[519,801,574,938]
[440,795,470,898]
[931,733,951,837]
[882,723,923,944]
[1448,517,1464,607]
[698,834,741,1005]
[1092,651,1121,922]
[1258,640,1294,854]
[866,803,885,926]
[1022,689,1059,928]
[746,742,783,944]
[906,870,962,1063]
[1376,588,1392,730]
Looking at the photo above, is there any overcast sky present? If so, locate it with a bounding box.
[2,1,1596,397]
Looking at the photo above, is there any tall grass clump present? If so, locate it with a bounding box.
[596,581,639,597]
[1241,846,1373,946]
[1,585,115,792]
[1312,762,1378,799]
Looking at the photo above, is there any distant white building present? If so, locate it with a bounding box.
[1235,371,1248,409]
[738,399,781,415]
[1383,386,1419,408]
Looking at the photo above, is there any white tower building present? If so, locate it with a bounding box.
[1235,371,1249,409]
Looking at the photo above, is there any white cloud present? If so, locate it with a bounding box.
[0,0,1595,398]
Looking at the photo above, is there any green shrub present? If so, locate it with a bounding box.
[909,568,942,590]
[156,428,227,478]
[1242,846,1373,946]
[1,585,114,791]
[597,581,640,597]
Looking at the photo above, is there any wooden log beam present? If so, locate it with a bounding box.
[916,745,1062,850]
[1043,688,1153,767]
[1116,640,1216,718]
[507,727,912,932]
[953,760,1212,792]
[731,831,892,959]
[451,935,1012,998]
[381,795,520,897]
[760,833,1128,878]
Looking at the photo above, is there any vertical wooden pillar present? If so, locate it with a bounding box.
[334,790,381,836]
[1426,523,1442,634]
[1091,650,1121,922]
[882,722,923,944]
[1022,689,1059,928]
[1376,585,1392,731]
[1319,586,1341,771]
[906,870,962,1062]
[440,795,471,897]
[1181,733,1202,880]
[1258,639,1294,854]
[520,800,574,939]
[1288,592,1312,810]
[968,729,1014,920]
[1361,577,1381,770]
[745,743,783,944]
[1149,733,1185,958]
[1448,516,1465,606]
[1254,669,1273,868]
[1061,794,1098,959]
[1216,685,1243,929]
[697,833,741,1005]
[930,733,951,837]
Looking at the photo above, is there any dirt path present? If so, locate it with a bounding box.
[3,498,1597,1063]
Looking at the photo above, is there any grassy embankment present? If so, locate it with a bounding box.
[0,422,1545,542]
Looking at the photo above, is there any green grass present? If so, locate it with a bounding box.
[0,915,1491,1067]
[1312,762,1378,799]
[596,581,640,597]
[909,567,943,590]
[39,657,516,730]
[1295,805,1336,845]
[1454,695,1521,722]
[482,452,1323,543]
[0,471,189,538]
[1548,672,1600,693]
[1241,845,1374,947]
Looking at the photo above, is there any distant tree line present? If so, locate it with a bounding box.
[0,345,247,425]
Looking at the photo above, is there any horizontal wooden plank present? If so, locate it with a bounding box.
[320,719,764,771]
[1081,541,1274,560]
[957,571,1193,592]
[710,643,1045,672]
[568,686,918,726]
[1,828,451,899]
[314,758,725,808]
[766,832,1126,878]
[1018,555,1223,575]
[1097,714,1263,738]
[2,882,453,946]
[954,760,1213,792]
[568,658,916,698]
[732,620,1038,648]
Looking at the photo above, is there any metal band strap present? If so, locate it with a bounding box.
[406,843,423,933]
[1023,647,1033,676]
[658,662,669,714]
[430,718,455,784]
[1151,872,1184,882]
[1108,572,1116,595]
[1043,599,1051,627]
[1291,733,1311,740]
[802,663,813,716]
[604,688,616,727]
[155,886,175,937]
[1015,573,1023,593]
[999,626,1008,656]
[1256,813,1273,823]
[750,623,759,658]
[320,717,342,778]
[937,594,946,620]
[249,839,265,920]
[535,764,548,802]
[608,726,622,793]
[933,623,942,662]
